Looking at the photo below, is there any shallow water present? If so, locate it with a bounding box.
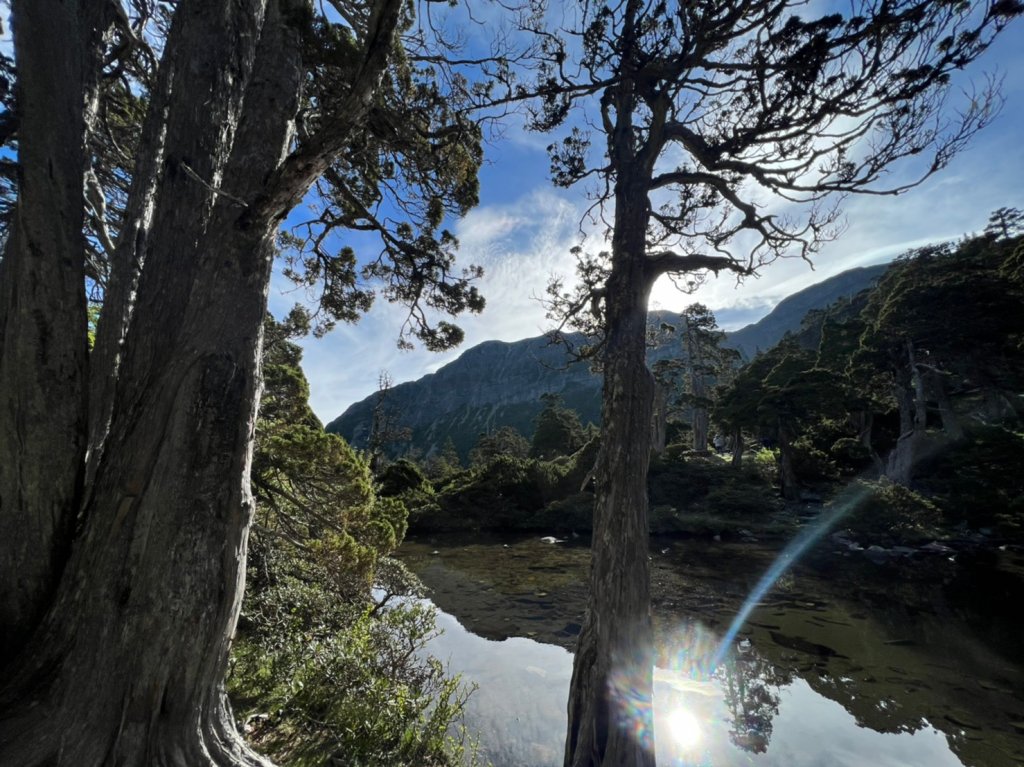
[396,534,1024,767]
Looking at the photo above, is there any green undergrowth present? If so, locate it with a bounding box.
[382,442,790,538]
[229,566,482,767]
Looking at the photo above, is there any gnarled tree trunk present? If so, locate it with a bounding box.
[927,368,964,441]
[886,341,927,485]
[0,0,89,660]
[0,0,334,763]
[651,382,668,454]
[777,424,800,501]
[886,374,919,485]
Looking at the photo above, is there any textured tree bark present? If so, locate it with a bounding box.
[86,46,175,481]
[886,377,918,485]
[927,369,963,441]
[908,340,928,432]
[0,0,89,660]
[692,406,710,453]
[777,425,800,501]
[650,383,667,454]
[0,0,304,763]
[730,427,744,468]
[565,169,656,767]
[687,325,709,452]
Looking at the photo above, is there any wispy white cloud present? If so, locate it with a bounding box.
[286,18,1024,423]
[286,187,585,420]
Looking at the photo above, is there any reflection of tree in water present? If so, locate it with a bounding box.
[720,649,792,754]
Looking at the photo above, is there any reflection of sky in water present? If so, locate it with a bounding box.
[422,606,964,767]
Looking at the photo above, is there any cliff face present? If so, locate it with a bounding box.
[326,264,886,458]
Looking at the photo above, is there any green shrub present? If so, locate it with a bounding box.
[429,455,544,530]
[752,447,778,483]
[230,578,478,767]
[702,482,779,517]
[661,441,690,463]
[527,458,571,503]
[526,491,595,532]
[790,436,837,484]
[915,425,1024,537]
[841,479,943,545]
[378,459,430,497]
[830,437,873,475]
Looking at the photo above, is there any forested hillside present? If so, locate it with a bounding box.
[376,225,1024,546]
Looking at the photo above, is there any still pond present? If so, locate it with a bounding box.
[395,534,1024,767]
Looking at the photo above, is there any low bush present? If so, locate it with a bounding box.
[915,425,1024,537]
[230,574,478,767]
[840,479,943,545]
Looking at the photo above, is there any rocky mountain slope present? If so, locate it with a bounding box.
[726,263,888,358]
[326,263,888,458]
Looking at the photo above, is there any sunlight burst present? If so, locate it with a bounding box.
[666,707,703,750]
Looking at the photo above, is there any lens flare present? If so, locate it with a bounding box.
[658,620,719,681]
[608,650,656,750]
[710,481,872,669]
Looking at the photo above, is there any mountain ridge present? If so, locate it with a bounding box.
[326,262,889,459]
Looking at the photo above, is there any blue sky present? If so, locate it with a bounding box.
[270,13,1024,424]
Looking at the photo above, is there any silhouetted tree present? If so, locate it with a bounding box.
[526,3,1021,764]
[653,304,739,451]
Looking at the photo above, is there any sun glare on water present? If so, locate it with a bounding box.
[666,707,703,750]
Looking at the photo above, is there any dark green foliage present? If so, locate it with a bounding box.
[715,228,1024,506]
[829,437,874,475]
[232,317,472,766]
[715,336,848,496]
[276,11,488,348]
[648,456,790,537]
[523,492,595,532]
[861,235,1024,402]
[915,425,1024,535]
[379,458,430,497]
[401,437,598,533]
[429,455,551,530]
[231,580,476,767]
[984,207,1024,241]
[378,459,442,529]
[401,227,1024,542]
[789,435,838,485]
[840,480,943,546]
[422,437,463,480]
[653,304,741,449]
[469,425,530,467]
[703,483,781,519]
[530,393,586,460]
[649,456,781,516]
[252,320,407,594]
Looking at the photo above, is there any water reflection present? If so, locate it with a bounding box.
[399,536,1024,767]
[721,650,786,753]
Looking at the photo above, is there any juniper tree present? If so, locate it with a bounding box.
[525,2,1022,765]
[0,0,502,763]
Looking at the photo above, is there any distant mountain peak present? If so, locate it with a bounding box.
[326,263,888,458]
